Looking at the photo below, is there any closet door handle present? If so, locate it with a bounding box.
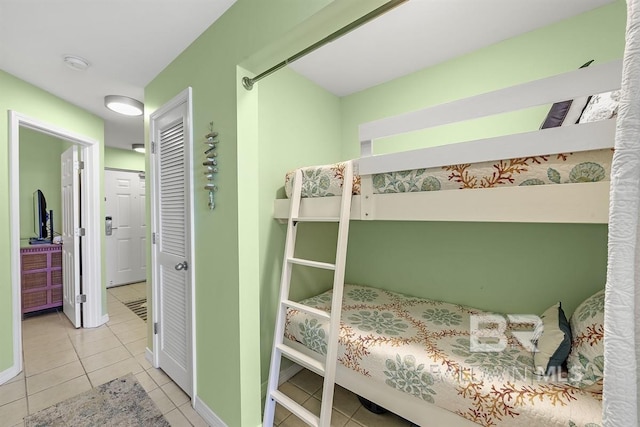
[175,261,188,271]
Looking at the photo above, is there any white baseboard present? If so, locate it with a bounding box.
[261,363,304,400]
[101,314,110,325]
[193,395,228,427]
[0,365,21,386]
[145,348,157,368]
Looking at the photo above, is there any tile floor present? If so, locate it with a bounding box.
[0,282,207,427]
[276,368,414,427]
[0,282,414,427]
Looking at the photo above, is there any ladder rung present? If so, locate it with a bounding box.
[288,257,336,270]
[277,343,326,376]
[292,216,340,223]
[283,300,331,320]
[270,390,319,427]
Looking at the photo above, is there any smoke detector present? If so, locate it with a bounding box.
[63,55,90,71]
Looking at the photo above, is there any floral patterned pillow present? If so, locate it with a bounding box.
[567,289,605,392]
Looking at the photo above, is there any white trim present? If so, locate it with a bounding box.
[273,182,610,224]
[101,314,110,325]
[193,396,229,427]
[359,119,615,175]
[278,363,304,386]
[6,111,105,385]
[359,59,622,143]
[149,87,196,397]
[0,365,21,386]
[146,347,157,368]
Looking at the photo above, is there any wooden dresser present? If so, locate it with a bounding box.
[20,243,63,314]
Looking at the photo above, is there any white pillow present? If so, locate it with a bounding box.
[579,91,620,123]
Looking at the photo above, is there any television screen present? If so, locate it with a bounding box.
[33,189,47,240]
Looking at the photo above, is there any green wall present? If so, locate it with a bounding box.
[0,69,104,373]
[145,1,338,425]
[105,146,145,171]
[336,1,626,317]
[256,67,342,395]
[18,129,69,240]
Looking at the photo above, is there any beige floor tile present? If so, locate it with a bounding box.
[280,414,312,427]
[0,397,28,427]
[87,357,143,387]
[80,345,130,373]
[164,408,192,427]
[27,375,92,414]
[279,382,312,405]
[24,348,79,377]
[69,325,116,344]
[148,388,176,414]
[178,402,209,427]
[134,351,153,370]
[350,406,412,427]
[125,337,148,356]
[6,371,24,385]
[23,334,73,354]
[344,421,365,427]
[275,402,292,425]
[147,367,172,387]
[134,371,158,393]
[161,381,190,407]
[114,324,147,344]
[108,318,145,335]
[26,360,85,395]
[107,310,140,326]
[302,396,349,427]
[73,334,122,359]
[290,368,324,395]
[0,379,26,406]
[326,385,362,418]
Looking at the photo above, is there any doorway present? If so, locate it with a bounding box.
[105,169,147,288]
[8,111,104,378]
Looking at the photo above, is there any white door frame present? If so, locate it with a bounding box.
[149,88,197,397]
[8,111,105,377]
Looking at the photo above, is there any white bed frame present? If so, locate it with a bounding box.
[273,60,622,426]
[274,60,622,224]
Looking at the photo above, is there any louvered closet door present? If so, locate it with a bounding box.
[153,101,192,396]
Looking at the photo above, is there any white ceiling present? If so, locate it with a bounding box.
[0,0,236,150]
[290,0,616,96]
[0,0,615,151]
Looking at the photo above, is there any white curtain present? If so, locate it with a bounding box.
[603,0,640,425]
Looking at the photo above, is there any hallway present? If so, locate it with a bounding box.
[0,283,207,426]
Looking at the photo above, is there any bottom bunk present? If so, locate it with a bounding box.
[283,284,604,427]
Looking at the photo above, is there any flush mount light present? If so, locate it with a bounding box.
[132,144,145,153]
[104,95,144,116]
[63,55,90,71]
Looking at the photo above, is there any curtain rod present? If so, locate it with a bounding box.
[242,0,408,90]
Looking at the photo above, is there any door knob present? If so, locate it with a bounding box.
[175,261,188,271]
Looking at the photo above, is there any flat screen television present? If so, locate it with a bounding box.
[31,189,52,244]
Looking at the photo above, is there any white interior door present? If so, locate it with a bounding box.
[61,145,81,328]
[151,94,193,396]
[105,170,146,288]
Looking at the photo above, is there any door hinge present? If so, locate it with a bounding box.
[75,228,86,237]
[152,232,156,244]
[76,294,87,304]
[151,141,156,154]
[154,322,159,335]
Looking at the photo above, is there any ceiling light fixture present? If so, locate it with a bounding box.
[132,144,145,153]
[104,95,144,116]
[63,55,90,71]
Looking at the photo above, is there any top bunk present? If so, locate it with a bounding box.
[273,60,622,224]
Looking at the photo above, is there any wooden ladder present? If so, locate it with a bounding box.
[263,162,354,427]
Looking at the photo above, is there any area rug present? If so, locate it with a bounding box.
[124,297,148,322]
[24,373,169,427]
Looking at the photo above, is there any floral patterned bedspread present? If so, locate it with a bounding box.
[284,149,612,198]
[285,284,602,427]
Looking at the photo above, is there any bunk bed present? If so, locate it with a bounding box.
[272,60,621,427]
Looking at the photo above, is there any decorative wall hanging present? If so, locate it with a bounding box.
[203,121,219,209]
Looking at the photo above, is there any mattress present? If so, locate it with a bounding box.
[284,149,613,198]
[285,284,602,427]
